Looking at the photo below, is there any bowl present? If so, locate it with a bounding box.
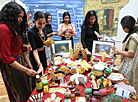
[93,63,105,71]
[92,58,101,64]
[53,71,66,83]
[70,68,77,75]
[91,69,103,79]
[56,66,71,75]
[97,78,112,87]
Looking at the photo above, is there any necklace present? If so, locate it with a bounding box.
[38,32,45,42]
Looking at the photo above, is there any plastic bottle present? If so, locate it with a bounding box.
[35,75,43,92]
[99,77,104,89]
[70,47,73,58]
[105,77,110,90]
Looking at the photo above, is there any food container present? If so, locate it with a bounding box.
[92,58,101,64]
[91,70,103,79]
[112,67,119,73]
[54,71,66,83]
[93,63,105,71]
[71,68,77,74]
[104,68,111,77]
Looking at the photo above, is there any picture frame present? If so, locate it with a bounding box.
[52,40,72,55]
[92,40,115,58]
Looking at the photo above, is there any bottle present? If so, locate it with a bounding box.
[70,47,73,58]
[99,77,104,89]
[105,77,110,91]
[35,75,43,92]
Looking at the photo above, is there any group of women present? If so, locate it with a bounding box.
[0,1,138,102]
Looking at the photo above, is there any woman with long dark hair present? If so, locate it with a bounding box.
[110,15,138,92]
[0,2,38,102]
[28,11,52,90]
[57,12,77,48]
[81,10,100,54]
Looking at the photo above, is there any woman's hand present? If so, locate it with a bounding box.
[85,48,91,55]
[27,63,33,69]
[110,45,117,51]
[45,42,52,47]
[37,65,44,75]
[25,69,38,77]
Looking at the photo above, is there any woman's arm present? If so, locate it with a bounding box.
[23,51,33,69]
[57,24,67,37]
[10,61,38,77]
[110,45,135,58]
[33,50,44,74]
[71,23,77,36]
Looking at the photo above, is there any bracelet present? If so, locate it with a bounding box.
[37,63,42,67]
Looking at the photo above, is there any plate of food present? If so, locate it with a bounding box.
[56,66,71,75]
[97,78,112,87]
[67,61,77,68]
[109,73,124,81]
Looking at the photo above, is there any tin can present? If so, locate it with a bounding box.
[43,85,49,93]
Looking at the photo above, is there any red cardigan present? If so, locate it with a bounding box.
[0,24,26,64]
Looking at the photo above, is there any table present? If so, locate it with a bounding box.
[27,57,130,102]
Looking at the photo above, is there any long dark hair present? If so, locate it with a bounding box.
[121,15,138,43]
[82,10,99,33]
[44,12,51,23]
[62,12,71,24]
[0,2,28,44]
[33,11,45,23]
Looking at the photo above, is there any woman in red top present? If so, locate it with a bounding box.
[0,2,38,102]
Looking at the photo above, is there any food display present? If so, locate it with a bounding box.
[71,68,76,74]
[57,66,70,74]
[93,63,105,71]
[109,73,124,81]
[67,61,76,67]
[97,78,112,87]
[92,58,101,63]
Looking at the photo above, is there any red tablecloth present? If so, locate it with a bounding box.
[27,57,129,102]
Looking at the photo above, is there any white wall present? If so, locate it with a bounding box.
[113,0,138,50]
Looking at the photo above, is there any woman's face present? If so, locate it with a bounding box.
[64,15,70,24]
[17,10,24,25]
[89,16,96,25]
[47,15,52,23]
[121,25,129,33]
[35,18,46,30]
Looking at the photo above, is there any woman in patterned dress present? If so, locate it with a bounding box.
[0,2,38,102]
[110,16,138,93]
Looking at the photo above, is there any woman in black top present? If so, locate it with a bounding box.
[44,12,57,37]
[28,11,51,90]
[81,10,100,54]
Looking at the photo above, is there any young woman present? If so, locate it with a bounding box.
[44,12,57,37]
[57,12,77,48]
[81,10,100,54]
[28,11,51,90]
[110,16,138,92]
[0,2,38,102]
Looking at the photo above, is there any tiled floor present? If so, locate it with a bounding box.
[0,55,121,102]
[0,73,10,102]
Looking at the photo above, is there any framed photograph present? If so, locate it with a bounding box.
[52,40,72,55]
[92,40,115,58]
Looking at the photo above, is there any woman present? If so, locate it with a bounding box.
[57,12,77,48]
[44,12,57,37]
[28,11,51,90]
[81,10,100,54]
[110,16,138,92]
[0,2,38,102]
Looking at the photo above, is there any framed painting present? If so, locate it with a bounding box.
[92,40,115,58]
[52,40,72,55]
